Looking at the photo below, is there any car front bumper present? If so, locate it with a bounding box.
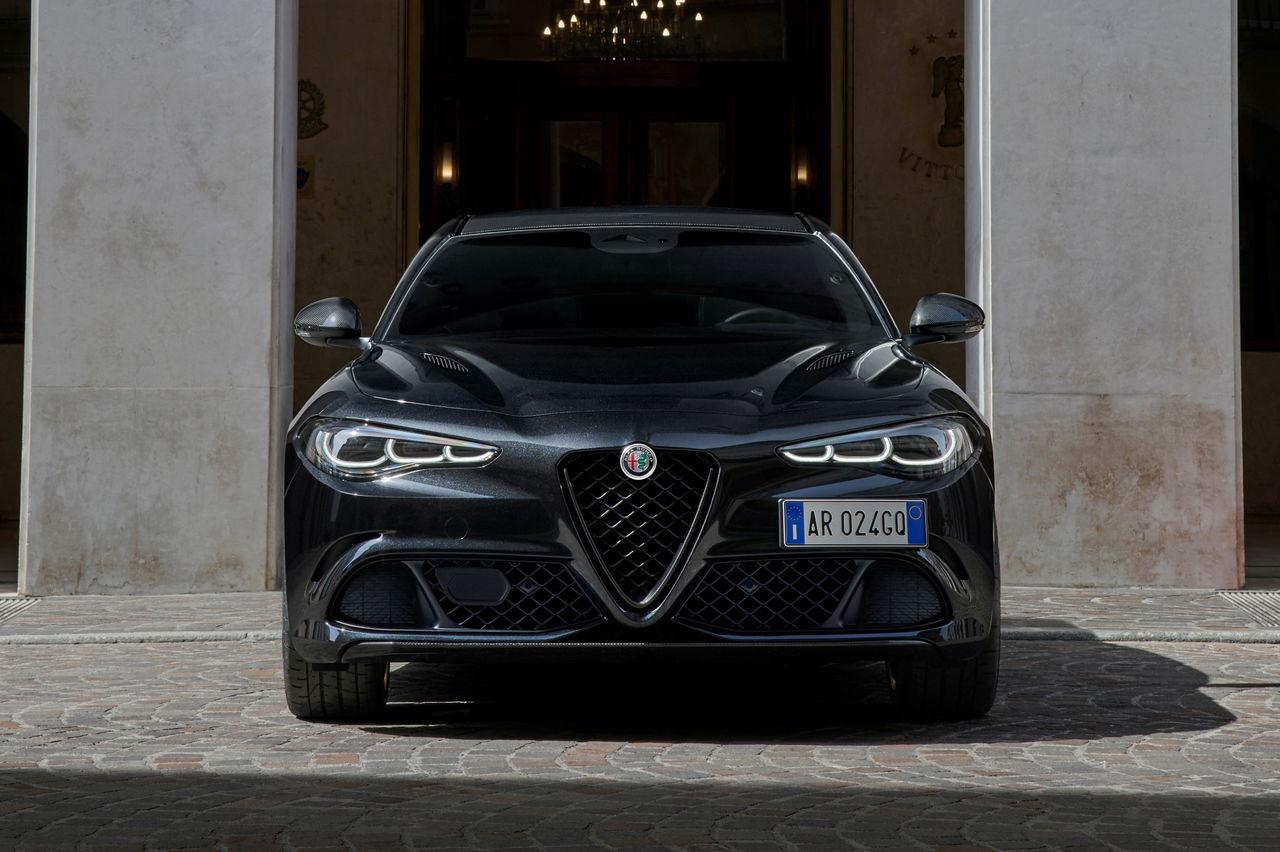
[283,430,998,666]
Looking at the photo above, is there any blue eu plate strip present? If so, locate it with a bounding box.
[906,500,926,546]
[783,501,805,546]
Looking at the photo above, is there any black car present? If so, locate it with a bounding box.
[283,207,998,721]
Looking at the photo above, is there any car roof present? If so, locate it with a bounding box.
[458,207,813,235]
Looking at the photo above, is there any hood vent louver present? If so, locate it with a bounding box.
[422,352,470,373]
[805,349,857,372]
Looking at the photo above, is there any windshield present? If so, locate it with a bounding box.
[389,229,890,341]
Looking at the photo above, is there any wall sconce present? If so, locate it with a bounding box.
[438,141,456,186]
[794,145,810,189]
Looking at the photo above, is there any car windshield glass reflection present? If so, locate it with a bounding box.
[391,231,888,340]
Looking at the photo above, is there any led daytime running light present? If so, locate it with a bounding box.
[888,431,957,467]
[305,421,498,478]
[781,445,833,464]
[318,431,387,469]
[832,437,893,464]
[778,418,976,478]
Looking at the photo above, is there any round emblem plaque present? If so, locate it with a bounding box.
[619,443,658,481]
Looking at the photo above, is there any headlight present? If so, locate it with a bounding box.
[300,419,498,480]
[778,417,976,479]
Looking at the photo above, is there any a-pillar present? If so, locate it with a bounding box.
[20,1,297,593]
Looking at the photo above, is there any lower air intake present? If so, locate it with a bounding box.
[675,557,862,632]
[333,559,604,633]
[848,561,945,627]
[423,558,603,632]
[675,556,946,634]
[334,562,432,629]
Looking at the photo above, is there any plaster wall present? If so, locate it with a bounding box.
[852,0,966,387]
[294,0,405,412]
[21,0,296,594]
[971,0,1241,587]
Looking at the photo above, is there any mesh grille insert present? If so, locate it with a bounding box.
[423,558,602,632]
[675,557,947,633]
[675,557,861,632]
[562,449,717,607]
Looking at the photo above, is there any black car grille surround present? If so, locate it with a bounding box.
[561,449,718,608]
[674,556,945,634]
[332,559,603,633]
[423,558,602,632]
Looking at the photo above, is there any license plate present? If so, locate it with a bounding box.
[780,499,927,547]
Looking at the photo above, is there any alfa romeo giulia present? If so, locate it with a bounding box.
[283,207,998,721]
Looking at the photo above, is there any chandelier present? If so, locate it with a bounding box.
[541,0,708,61]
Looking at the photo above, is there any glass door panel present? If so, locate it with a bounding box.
[528,119,605,208]
[646,121,726,205]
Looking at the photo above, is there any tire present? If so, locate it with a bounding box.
[283,637,389,721]
[888,620,1000,720]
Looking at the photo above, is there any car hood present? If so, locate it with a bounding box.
[350,335,929,418]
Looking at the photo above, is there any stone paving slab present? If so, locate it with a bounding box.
[2,587,1279,642]
[1,638,1279,849]
[1003,586,1277,632]
[0,592,281,636]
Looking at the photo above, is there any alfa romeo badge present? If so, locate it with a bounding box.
[620,443,657,481]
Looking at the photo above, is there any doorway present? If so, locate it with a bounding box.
[419,1,829,236]
[0,5,29,594]
[1240,2,1280,586]
[521,82,731,209]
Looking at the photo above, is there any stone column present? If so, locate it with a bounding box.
[967,0,1242,587]
[20,0,297,594]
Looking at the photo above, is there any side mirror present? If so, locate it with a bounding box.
[903,293,985,347]
[294,297,367,349]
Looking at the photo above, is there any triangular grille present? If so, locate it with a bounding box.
[561,449,717,608]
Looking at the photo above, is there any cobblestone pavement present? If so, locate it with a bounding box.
[0,593,281,637]
[2,634,1280,850]
[1005,588,1280,634]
